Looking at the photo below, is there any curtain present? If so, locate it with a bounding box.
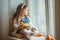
[28,0,46,34]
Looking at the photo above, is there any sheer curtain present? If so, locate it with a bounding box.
[48,0,55,37]
[28,0,46,34]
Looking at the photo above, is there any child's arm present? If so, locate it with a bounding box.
[13,18,21,29]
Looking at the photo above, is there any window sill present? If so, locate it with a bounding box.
[8,36,45,40]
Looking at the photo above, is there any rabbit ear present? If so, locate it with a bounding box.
[21,4,25,9]
[19,3,25,9]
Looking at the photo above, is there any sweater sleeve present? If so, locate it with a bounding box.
[13,18,21,30]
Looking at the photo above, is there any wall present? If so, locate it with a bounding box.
[0,0,2,39]
[55,0,60,40]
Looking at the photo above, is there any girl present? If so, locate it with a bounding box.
[13,3,38,40]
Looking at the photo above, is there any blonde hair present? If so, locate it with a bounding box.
[13,3,30,24]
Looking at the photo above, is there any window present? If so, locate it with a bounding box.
[28,0,46,34]
[28,0,55,36]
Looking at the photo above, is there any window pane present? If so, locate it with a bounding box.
[28,0,46,34]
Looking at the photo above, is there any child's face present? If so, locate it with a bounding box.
[22,7,28,16]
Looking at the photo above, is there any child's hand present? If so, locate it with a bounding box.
[32,27,38,33]
[32,27,36,32]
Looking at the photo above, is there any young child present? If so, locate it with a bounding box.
[13,3,38,40]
